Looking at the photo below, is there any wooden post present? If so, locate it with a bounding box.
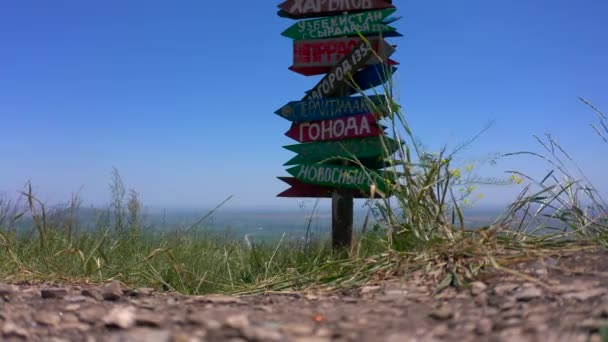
[332,188,353,250]
[332,85,353,251]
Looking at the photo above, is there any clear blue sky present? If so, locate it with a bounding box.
[1,1,606,210]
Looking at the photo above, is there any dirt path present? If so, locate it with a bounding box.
[1,248,607,342]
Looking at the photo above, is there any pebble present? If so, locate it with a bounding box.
[563,288,605,301]
[102,281,124,301]
[41,288,68,299]
[493,283,519,296]
[470,281,487,296]
[116,328,170,342]
[103,306,136,329]
[78,306,107,323]
[2,321,29,339]
[33,311,61,326]
[81,288,103,301]
[135,311,164,327]
[194,294,243,305]
[0,283,17,300]
[515,287,543,302]
[281,323,314,336]
[224,314,250,330]
[429,307,454,321]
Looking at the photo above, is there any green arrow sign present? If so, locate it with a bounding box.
[283,136,401,166]
[281,9,398,40]
[287,164,393,193]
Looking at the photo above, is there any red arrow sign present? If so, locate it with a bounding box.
[277,177,382,198]
[290,36,396,76]
[278,0,395,19]
[285,113,383,143]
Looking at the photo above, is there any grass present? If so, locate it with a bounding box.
[1,53,607,296]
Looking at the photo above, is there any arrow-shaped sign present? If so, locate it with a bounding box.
[304,39,377,100]
[285,113,383,143]
[277,177,384,198]
[275,95,392,122]
[283,136,401,165]
[277,0,395,19]
[281,9,400,40]
[287,164,393,193]
[290,36,395,76]
[306,63,396,99]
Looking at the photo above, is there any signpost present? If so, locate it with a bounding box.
[275,95,390,122]
[278,0,395,19]
[275,1,401,250]
[277,177,383,198]
[285,113,384,143]
[290,36,396,76]
[303,39,377,100]
[281,9,399,40]
[286,164,392,193]
[283,136,401,165]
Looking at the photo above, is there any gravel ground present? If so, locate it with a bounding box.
[1,248,607,342]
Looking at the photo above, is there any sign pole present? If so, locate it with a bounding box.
[332,188,353,250]
[332,85,353,251]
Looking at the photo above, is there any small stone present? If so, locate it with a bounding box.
[294,337,331,342]
[116,328,171,342]
[59,322,91,332]
[475,318,493,335]
[515,287,543,301]
[34,311,61,326]
[563,288,605,301]
[103,306,136,329]
[242,326,283,341]
[360,285,382,295]
[171,333,203,342]
[281,323,314,336]
[103,281,124,301]
[64,304,82,311]
[81,288,103,301]
[385,333,416,342]
[470,281,487,296]
[130,287,155,297]
[0,283,17,300]
[2,321,29,339]
[41,288,68,299]
[593,304,608,318]
[136,311,164,327]
[224,314,250,330]
[579,318,608,330]
[493,283,519,296]
[78,306,106,323]
[429,307,454,321]
[195,294,243,305]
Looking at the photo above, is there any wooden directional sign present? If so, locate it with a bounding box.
[285,113,383,143]
[344,63,396,94]
[283,136,401,165]
[278,0,395,19]
[277,177,383,198]
[286,164,393,193]
[281,9,398,40]
[306,63,396,98]
[304,39,375,100]
[275,95,390,122]
[290,36,395,76]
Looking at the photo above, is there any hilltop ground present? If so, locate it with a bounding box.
[1,247,607,342]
